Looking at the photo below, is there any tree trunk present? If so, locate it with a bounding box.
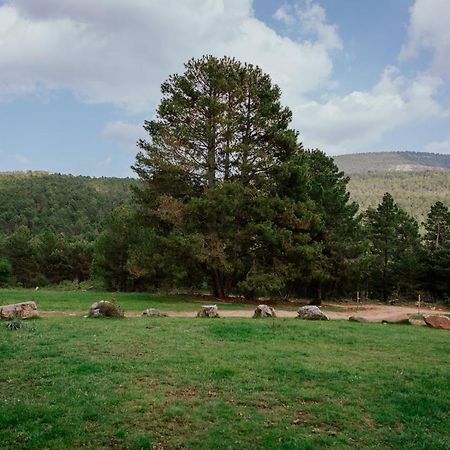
[211,269,225,298]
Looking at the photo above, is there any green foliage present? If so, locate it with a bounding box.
[0,173,132,287]
[365,193,422,301]
[132,56,361,299]
[0,258,13,286]
[5,317,22,331]
[347,170,450,225]
[421,201,450,299]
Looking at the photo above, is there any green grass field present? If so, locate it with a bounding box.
[0,289,256,313]
[0,291,449,449]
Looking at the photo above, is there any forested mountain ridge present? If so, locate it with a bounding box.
[0,172,135,238]
[1,152,449,238]
[334,151,450,174]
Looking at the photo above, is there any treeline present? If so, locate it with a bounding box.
[0,163,448,303]
[0,173,133,287]
[1,56,449,304]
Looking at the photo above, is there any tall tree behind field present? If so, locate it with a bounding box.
[133,56,301,298]
[365,193,421,301]
[422,201,450,299]
[306,150,363,302]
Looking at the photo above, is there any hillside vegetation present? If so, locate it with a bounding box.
[335,151,450,174]
[0,172,134,238]
[347,171,450,223]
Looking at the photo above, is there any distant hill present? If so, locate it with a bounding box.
[333,152,450,223]
[1,151,449,238]
[0,172,134,238]
[334,151,450,174]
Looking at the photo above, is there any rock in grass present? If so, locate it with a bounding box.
[197,305,219,318]
[142,308,165,317]
[408,314,426,326]
[253,304,276,318]
[89,301,124,318]
[0,301,39,320]
[424,315,450,330]
[297,305,328,321]
[381,314,410,324]
[349,316,369,323]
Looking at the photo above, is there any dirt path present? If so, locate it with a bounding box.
[41,303,449,322]
[148,304,448,321]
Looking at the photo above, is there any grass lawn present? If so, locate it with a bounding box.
[0,289,256,313]
[1,306,449,449]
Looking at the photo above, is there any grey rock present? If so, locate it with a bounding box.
[349,316,369,323]
[89,300,124,318]
[142,308,165,317]
[197,304,219,318]
[297,305,328,321]
[0,301,39,320]
[253,304,276,318]
[381,314,410,324]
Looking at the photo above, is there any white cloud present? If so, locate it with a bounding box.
[0,0,448,157]
[400,0,450,76]
[424,135,450,154]
[293,67,444,154]
[273,0,342,51]
[0,0,339,113]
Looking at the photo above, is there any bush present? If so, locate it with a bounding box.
[0,259,12,286]
[6,317,23,331]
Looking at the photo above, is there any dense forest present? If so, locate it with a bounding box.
[0,57,449,304]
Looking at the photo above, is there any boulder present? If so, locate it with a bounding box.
[0,301,39,320]
[89,300,124,318]
[142,308,165,317]
[297,305,328,321]
[424,315,450,330]
[408,314,426,326]
[253,304,276,318]
[197,305,219,318]
[381,314,410,324]
[349,316,369,323]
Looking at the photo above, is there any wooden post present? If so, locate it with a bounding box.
[417,294,421,315]
[356,291,360,310]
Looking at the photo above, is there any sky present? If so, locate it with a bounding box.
[0,0,450,177]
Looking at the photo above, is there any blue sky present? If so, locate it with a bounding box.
[0,0,449,176]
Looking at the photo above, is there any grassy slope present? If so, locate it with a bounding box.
[0,295,449,449]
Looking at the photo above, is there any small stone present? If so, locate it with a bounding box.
[381,314,410,324]
[349,316,368,323]
[297,305,328,321]
[0,301,39,320]
[424,315,450,330]
[197,305,219,318]
[408,314,426,326]
[142,308,165,317]
[253,304,276,318]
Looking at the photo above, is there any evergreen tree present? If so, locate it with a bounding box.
[305,149,362,302]
[4,226,38,286]
[92,205,138,291]
[422,201,450,299]
[133,56,301,297]
[365,193,421,301]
